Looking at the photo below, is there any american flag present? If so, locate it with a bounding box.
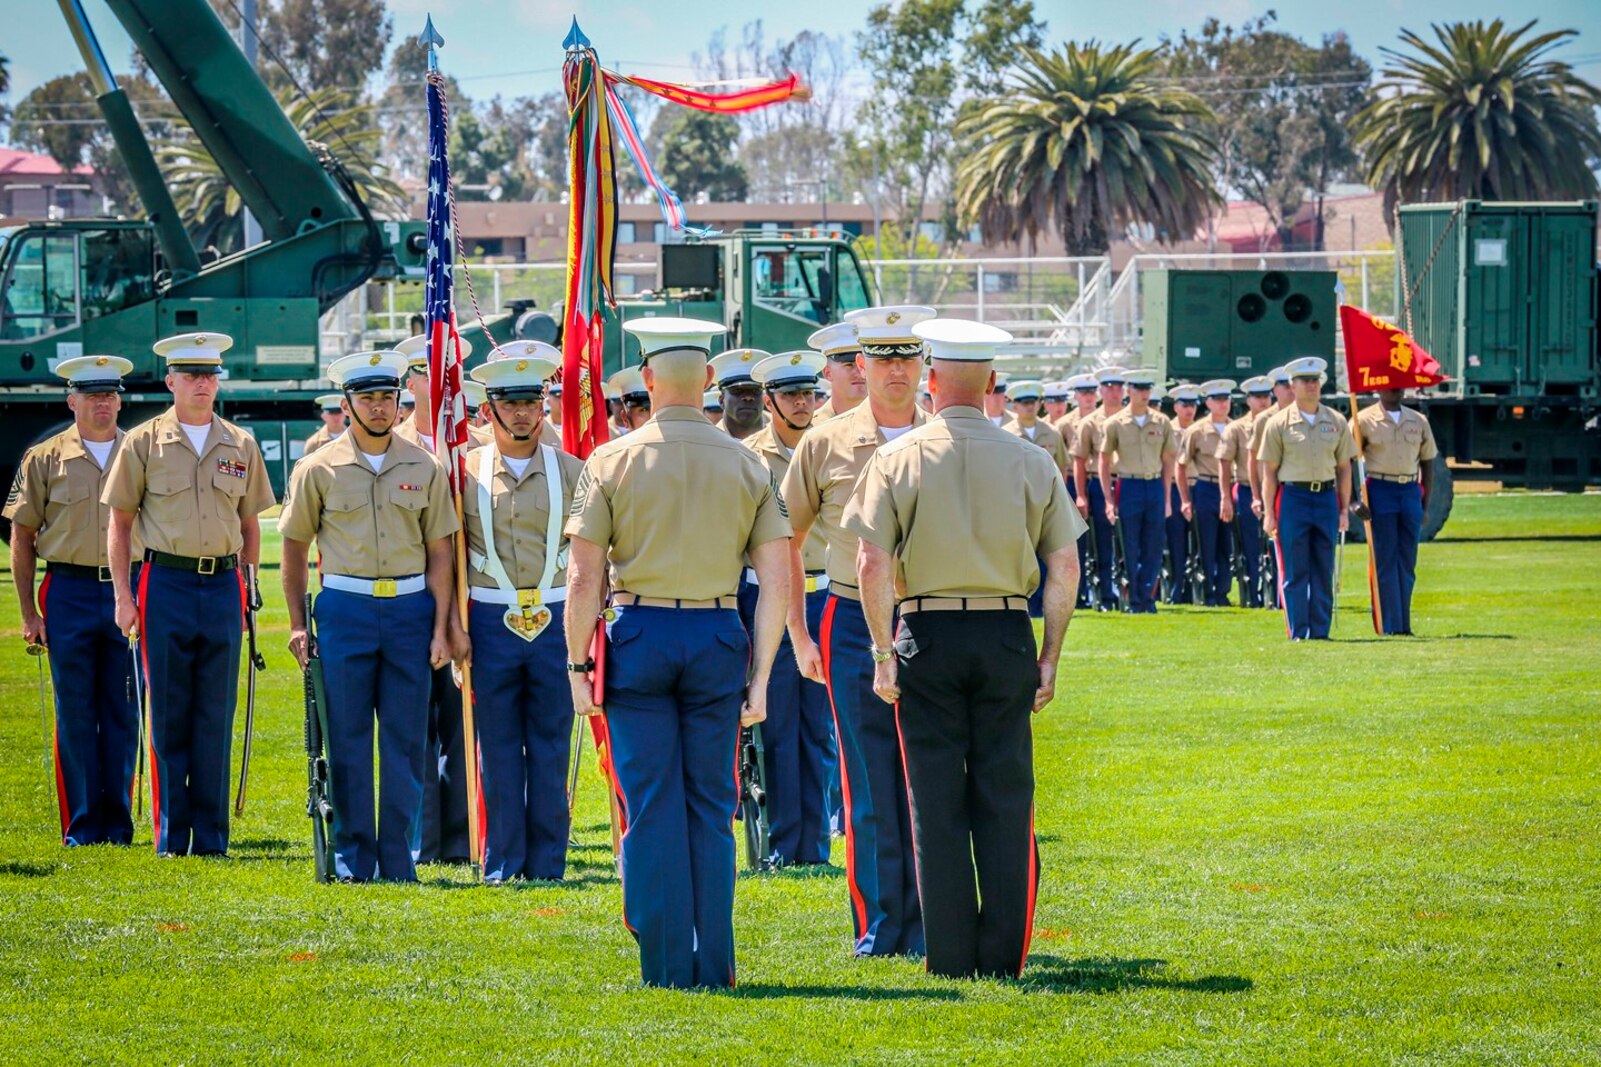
[424,71,468,492]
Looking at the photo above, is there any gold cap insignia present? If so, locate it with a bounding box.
[516,360,528,372]
[741,352,754,362]
[95,356,109,366]
[369,354,382,366]
[194,335,207,346]
[790,353,802,365]
[886,312,901,325]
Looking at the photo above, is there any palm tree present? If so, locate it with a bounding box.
[153,86,408,253]
[1355,20,1601,216]
[955,42,1221,256]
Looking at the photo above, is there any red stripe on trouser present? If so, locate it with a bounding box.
[890,699,927,972]
[1273,487,1290,638]
[136,565,160,851]
[1365,479,1383,635]
[1019,808,1039,977]
[818,596,870,941]
[40,576,69,842]
[235,569,247,629]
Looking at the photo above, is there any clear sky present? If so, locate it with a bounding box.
[4,0,1598,108]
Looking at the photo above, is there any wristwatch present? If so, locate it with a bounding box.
[566,659,594,674]
[870,645,894,664]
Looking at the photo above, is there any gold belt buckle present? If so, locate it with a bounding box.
[372,578,398,598]
[197,556,217,575]
[1310,481,1325,493]
[518,589,542,608]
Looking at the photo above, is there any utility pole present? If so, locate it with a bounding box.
[241,0,263,249]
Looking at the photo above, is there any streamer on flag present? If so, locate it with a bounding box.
[424,70,469,489]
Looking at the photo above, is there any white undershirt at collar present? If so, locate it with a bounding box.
[361,450,386,473]
[502,453,533,479]
[880,423,915,442]
[83,438,115,469]
[1386,409,1402,424]
[1300,410,1319,426]
[180,422,211,454]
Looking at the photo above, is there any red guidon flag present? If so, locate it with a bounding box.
[1340,305,1449,393]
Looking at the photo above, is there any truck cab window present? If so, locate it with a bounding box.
[1,233,79,340]
[835,251,871,316]
[81,228,156,321]
[753,246,831,324]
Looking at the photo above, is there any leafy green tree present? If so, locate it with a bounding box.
[262,0,392,100]
[11,72,176,213]
[1164,14,1371,251]
[1355,19,1601,215]
[657,110,748,201]
[955,42,1220,255]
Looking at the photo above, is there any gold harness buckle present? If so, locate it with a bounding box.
[197,556,217,575]
[372,578,398,598]
[518,589,542,608]
[804,577,820,594]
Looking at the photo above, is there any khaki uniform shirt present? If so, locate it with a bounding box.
[1100,409,1178,479]
[538,419,564,451]
[1180,420,1230,481]
[1257,405,1357,483]
[744,423,827,572]
[1003,418,1070,475]
[5,426,134,567]
[782,400,929,593]
[1216,413,1258,472]
[1071,408,1118,476]
[565,407,790,600]
[102,410,275,557]
[1356,404,1438,477]
[813,399,836,423]
[844,406,1086,599]
[1250,403,1291,454]
[1053,408,1090,453]
[303,425,342,457]
[462,443,584,590]
[278,432,458,577]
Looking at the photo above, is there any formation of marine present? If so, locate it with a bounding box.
[7,306,1438,988]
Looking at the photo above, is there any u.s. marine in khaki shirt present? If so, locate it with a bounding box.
[565,407,791,601]
[1003,417,1071,477]
[745,422,827,574]
[1071,407,1116,473]
[1100,408,1178,479]
[6,426,136,568]
[1355,403,1437,478]
[101,409,276,558]
[1178,418,1227,484]
[781,399,929,596]
[277,431,458,578]
[845,406,1086,599]
[1256,404,1357,484]
[462,443,585,590]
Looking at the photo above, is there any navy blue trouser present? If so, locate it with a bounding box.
[1367,478,1423,635]
[820,594,923,957]
[138,563,242,855]
[1232,484,1263,607]
[1066,480,1091,606]
[418,662,469,863]
[1165,483,1191,603]
[1085,480,1117,607]
[605,604,747,988]
[41,569,137,846]
[1118,477,1165,614]
[737,582,832,865]
[1192,480,1232,606]
[469,599,572,880]
[1274,485,1338,639]
[315,587,433,881]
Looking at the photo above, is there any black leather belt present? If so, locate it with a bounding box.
[45,562,117,582]
[1284,480,1333,493]
[145,549,239,574]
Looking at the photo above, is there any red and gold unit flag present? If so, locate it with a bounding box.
[1340,305,1449,393]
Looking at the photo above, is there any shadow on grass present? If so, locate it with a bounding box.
[1022,956,1252,995]
[723,983,962,1001]
[1407,633,1515,641]
[1432,535,1601,544]
[0,860,54,878]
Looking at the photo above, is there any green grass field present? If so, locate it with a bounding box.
[1,493,1598,1063]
